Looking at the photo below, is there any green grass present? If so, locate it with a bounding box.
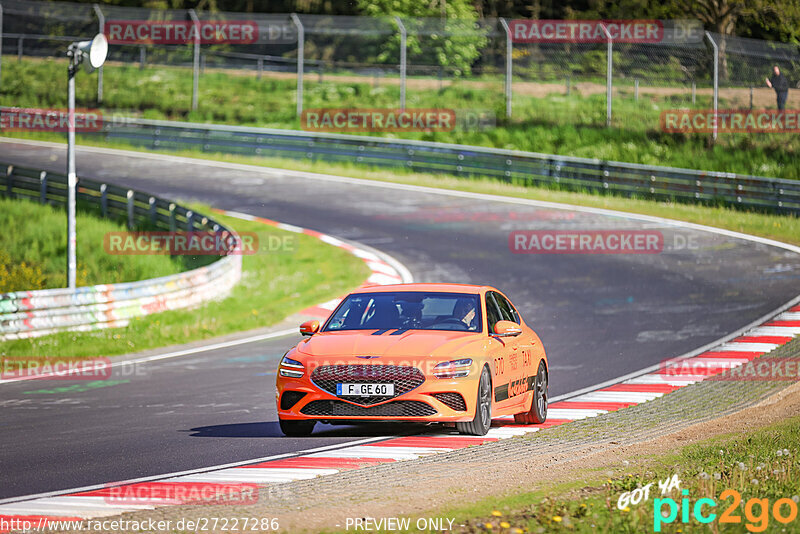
[0,205,370,358]
[0,196,192,290]
[318,412,799,534]
[439,415,800,533]
[3,57,799,179]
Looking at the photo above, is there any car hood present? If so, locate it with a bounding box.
[295,329,485,360]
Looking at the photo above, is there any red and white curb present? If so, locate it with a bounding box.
[2,304,796,529]
[211,209,411,319]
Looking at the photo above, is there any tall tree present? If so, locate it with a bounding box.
[356,0,489,76]
[677,0,800,79]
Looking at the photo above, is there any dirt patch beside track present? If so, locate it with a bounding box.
[265,374,800,532]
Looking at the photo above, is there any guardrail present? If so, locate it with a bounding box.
[0,162,242,340]
[94,117,800,215]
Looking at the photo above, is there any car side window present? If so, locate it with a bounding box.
[485,293,503,333]
[493,292,520,324]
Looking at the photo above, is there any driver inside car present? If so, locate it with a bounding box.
[452,297,477,330]
[397,300,423,328]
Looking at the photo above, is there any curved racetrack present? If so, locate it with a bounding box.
[1,140,799,500]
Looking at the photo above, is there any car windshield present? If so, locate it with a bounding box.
[323,291,482,332]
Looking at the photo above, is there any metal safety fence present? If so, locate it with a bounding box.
[89,116,800,215]
[2,0,800,138]
[0,162,242,340]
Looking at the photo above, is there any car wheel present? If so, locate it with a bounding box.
[514,361,548,424]
[457,366,492,436]
[279,418,316,437]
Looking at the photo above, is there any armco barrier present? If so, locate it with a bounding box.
[92,117,800,215]
[0,162,242,340]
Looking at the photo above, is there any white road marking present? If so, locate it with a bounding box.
[0,496,153,517]
[685,357,752,366]
[745,326,800,337]
[623,374,705,386]
[306,447,424,460]
[366,261,400,276]
[575,391,664,403]
[715,342,778,353]
[485,427,534,437]
[546,408,609,419]
[163,468,337,483]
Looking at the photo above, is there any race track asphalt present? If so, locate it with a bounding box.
[1,141,798,499]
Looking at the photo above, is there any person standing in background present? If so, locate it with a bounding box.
[766,65,789,110]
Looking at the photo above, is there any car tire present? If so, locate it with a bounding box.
[279,418,316,437]
[457,366,492,436]
[514,361,548,424]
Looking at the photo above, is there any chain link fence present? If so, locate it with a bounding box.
[715,34,800,110]
[2,0,800,138]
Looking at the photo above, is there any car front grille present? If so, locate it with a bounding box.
[300,400,437,417]
[311,364,425,406]
[430,392,467,411]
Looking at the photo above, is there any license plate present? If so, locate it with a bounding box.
[336,383,395,396]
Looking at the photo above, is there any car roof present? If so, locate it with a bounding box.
[350,283,491,295]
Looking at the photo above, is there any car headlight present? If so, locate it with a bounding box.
[433,358,473,379]
[279,356,305,378]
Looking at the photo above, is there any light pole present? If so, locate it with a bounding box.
[66,33,107,289]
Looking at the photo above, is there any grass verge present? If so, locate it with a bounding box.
[0,205,370,358]
[0,196,192,291]
[440,415,800,533]
[3,57,798,179]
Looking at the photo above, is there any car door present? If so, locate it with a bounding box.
[486,291,525,410]
[494,291,538,408]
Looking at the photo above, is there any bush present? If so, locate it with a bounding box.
[0,250,45,292]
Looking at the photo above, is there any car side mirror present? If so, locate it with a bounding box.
[299,320,320,336]
[494,320,522,337]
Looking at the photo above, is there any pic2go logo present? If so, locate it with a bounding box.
[654,489,799,532]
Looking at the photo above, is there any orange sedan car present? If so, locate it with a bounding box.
[275,283,548,436]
